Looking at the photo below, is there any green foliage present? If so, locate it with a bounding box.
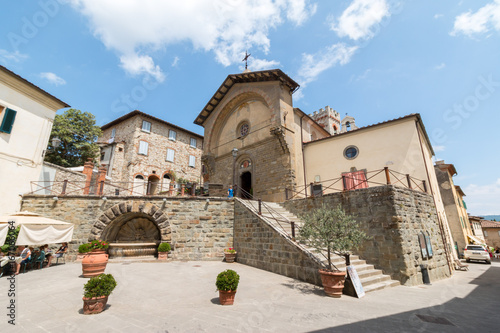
[158,243,171,252]
[2,226,20,248]
[224,248,236,254]
[83,274,117,298]
[215,269,240,292]
[299,205,368,271]
[78,243,91,253]
[44,109,102,167]
[176,177,189,185]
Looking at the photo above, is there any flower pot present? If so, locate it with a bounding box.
[76,253,86,261]
[224,252,237,263]
[318,269,346,298]
[158,252,168,260]
[218,290,236,305]
[82,250,109,278]
[82,295,108,314]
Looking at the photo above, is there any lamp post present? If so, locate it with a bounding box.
[232,148,238,196]
[51,136,61,149]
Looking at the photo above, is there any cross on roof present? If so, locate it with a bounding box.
[242,51,251,70]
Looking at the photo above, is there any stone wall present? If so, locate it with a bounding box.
[283,185,452,286]
[20,195,233,261]
[234,200,323,286]
[43,162,87,195]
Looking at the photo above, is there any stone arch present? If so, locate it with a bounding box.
[90,201,171,243]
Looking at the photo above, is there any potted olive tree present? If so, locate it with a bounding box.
[82,273,117,314]
[299,205,367,298]
[215,269,240,305]
[157,242,171,260]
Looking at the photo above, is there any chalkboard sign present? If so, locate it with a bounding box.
[347,265,365,298]
[425,233,433,258]
[419,232,428,259]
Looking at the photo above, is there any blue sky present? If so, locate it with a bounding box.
[1,0,499,215]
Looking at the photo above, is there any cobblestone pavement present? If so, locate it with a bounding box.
[1,259,499,332]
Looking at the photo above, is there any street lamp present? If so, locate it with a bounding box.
[232,148,238,195]
[51,136,61,149]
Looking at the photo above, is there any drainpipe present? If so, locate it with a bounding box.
[415,120,453,275]
[300,115,308,198]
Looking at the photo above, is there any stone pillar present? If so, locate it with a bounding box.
[83,158,94,195]
[169,183,174,196]
[96,166,107,195]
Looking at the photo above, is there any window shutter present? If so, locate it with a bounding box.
[111,128,116,138]
[166,149,175,162]
[169,130,176,141]
[0,108,17,134]
[142,121,151,132]
[189,155,195,167]
[190,138,197,148]
[139,141,148,155]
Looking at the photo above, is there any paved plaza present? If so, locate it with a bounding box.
[1,259,499,332]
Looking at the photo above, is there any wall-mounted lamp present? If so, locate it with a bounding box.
[51,136,61,149]
[52,196,58,201]
[206,198,210,203]
[163,198,167,202]
[102,196,107,201]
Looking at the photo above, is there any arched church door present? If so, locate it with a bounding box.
[240,172,252,198]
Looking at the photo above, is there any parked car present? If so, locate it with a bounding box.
[464,245,491,264]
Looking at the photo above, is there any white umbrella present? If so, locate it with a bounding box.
[0,212,74,245]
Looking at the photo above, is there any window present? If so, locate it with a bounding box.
[189,155,196,167]
[0,108,17,134]
[498,231,500,237]
[166,149,175,162]
[342,170,368,190]
[142,120,151,133]
[484,230,488,237]
[111,128,116,138]
[343,145,359,159]
[100,152,105,161]
[190,137,197,148]
[138,141,149,155]
[239,123,250,137]
[169,130,176,141]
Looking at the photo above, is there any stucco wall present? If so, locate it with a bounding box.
[20,195,233,261]
[283,185,452,286]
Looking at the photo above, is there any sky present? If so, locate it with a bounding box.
[1,0,499,215]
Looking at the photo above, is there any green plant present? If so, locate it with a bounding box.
[216,269,240,291]
[88,240,109,251]
[299,205,367,271]
[224,248,236,254]
[78,243,91,253]
[158,243,171,252]
[83,274,117,298]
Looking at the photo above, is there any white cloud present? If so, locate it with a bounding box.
[297,43,358,86]
[349,68,371,83]
[39,72,66,86]
[434,63,446,70]
[244,58,280,71]
[330,0,390,40]
[433,145,446,152]
[464,178,500,215]
[434,14,443,19]
[0,49,28,63]
[69,0,316,81]
[451,0,500,37]
[171,56,180,67]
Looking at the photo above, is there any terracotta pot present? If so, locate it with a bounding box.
[76,253,86,262]
[318,269,346,298]
[224,252,237,263]
[82,250,109,278]
[218,290,236,305]
[158,252,168,260]
[82,295,108,315]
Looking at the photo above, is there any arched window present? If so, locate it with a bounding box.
[133,175,145,196]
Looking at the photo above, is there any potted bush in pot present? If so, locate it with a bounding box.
[299,205,367,298]
[77,243,90,261]
[215,269,240,305]
[157,242,171,260]
[224,248,237,263]
[81,240,109,278]
[82,273,117,315]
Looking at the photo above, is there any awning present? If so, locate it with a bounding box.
[0,212,74,245]
[468,234,486,246]
[0,224,9,245]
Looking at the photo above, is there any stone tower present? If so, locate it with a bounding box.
[309,106,341,135]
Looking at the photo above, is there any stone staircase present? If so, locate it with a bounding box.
[239,199,400,293]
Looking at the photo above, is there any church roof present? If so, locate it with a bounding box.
[194,69,299,126]
[304,113,435,156]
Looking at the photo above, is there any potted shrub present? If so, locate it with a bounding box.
[157,242,171,260]
[82,273,117,315]
[224,247,237,263]
[299,205,367,298]
[77,243,90,261]
[216,269,240,305]
[81,240,109,278]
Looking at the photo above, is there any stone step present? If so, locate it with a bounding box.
[363,280,401,293]
[357,274,392,287]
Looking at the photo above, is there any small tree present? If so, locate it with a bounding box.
[299,205,367,271]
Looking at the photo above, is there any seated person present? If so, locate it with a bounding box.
[33,246,46,269]
[15,245,31,275]
[51,242,68,265]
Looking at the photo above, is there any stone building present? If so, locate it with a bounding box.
[480,219,500,248]
[98,110,203,195]
[468,215,486,244]
[0,65,69,214]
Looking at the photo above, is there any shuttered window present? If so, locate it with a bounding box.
[111,128,116,138]
[0,108,17,134]
[189,155,195,167]
[138,141,148,155]
[166,149,175,162]
[190,138,197,148]
[169,130,176,141]
[142,120,151,133]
